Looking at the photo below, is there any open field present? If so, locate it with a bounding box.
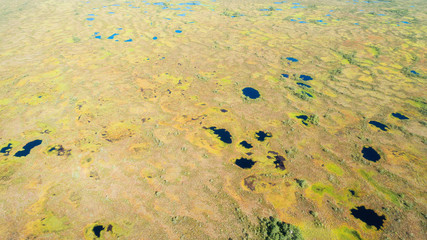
[0,0,426,239]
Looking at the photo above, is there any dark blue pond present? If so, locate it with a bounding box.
[242,87,260,99]
[281,74,289,78]
[362,146,381,162]
[240,141,253,149]
[391,112,408,120]
[208,127,232,144]
[93,225,105,238]
[351,206,386,230]
[0,143,12,155]
[235,158,256,169]
[299,75,313,81]
[301,91,313,98]
[14,140,42,157]
[297,82,311,88]
[255,131,272,141]
[369,121,389,131]
[296,115,308,126]
[296,115,308,121]
[410,70,419,75]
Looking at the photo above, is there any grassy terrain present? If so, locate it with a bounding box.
[0,0,426,239]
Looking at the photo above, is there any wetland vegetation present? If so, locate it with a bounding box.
[0,0,425,239]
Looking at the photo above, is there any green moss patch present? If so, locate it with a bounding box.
[359,170,402,206]
[333,226,363,240]
[325,163,344,176]
[25,212,69,235]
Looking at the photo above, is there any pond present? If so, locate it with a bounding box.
[361,146,381,162]
[351,206,386,230]
[391,112,408,120]
[14,140,43,157]
[299,75,313,81]
[369,121,389,131]
[235,158,256,169]
[255,131,272,141]
[296,115,308,126]
[93,225,104,238]
[242,87,260,99]
[0,143,12,156]
[208,127,232,144]
[240,141,253,149]
[297,82,311,88]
